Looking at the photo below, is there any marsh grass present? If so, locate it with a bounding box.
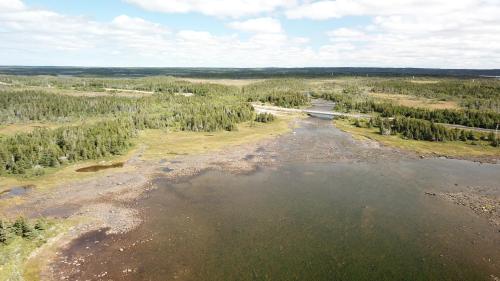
[138,115,297,160]
[369,92,459,110]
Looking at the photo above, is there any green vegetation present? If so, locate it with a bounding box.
[0,90,145,122]
[0,217,65,281]
[1,75,499,176]
[138,114,297,160]
[0,73,499,281]
[314,92,499,129]
[0,119,136,175]
[365,116,498,145]
[336,119,500,158]
[368,79,500,112]
[0,77,310,176]
[254,113,276,123]
[0,217,44,243]
[312,77,499,155]
[244,79,310,108]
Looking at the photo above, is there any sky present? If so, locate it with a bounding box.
[0,0,499,68]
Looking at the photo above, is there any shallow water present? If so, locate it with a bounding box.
[75,162,124,172]
[57,118,500,281]
[0,185,34,199]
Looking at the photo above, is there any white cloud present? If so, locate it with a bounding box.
[290,0,500,68]
[286,0,483,20]
[0,1,314,67]
[0,3,173,61]
[327,28,365,39]
[0,0,499,68]
[124,0,296,18]
[0,0,25,11]
[111,15,169,33]
[228,17,282,33]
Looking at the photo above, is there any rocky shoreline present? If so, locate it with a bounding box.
[8,126,286,280]
[1,116,499,280]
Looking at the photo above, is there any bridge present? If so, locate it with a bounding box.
[252,104,369,119]
[253,104,498,134]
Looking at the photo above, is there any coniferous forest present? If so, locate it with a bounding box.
[1,75,499,176]
[0,77,309,175]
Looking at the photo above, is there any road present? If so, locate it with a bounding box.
[253,103,498,134]
[252,103,369,119]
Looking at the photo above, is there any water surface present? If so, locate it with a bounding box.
[75,162,124,172]
[56,118,500,281]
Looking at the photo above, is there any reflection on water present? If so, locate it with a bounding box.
[57,119,500,281]
[75,162,124,172]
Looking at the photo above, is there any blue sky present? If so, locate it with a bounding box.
[1,0,499,68]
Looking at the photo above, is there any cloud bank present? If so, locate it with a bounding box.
[0,0,498,68]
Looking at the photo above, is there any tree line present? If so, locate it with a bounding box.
[369,103,498,129]
[358,116,498,146]
[243,79,310,108]
[0,217,48,244]
[368,79,500,112]
[315,92,500,129]
[368,79,500,100]
[0,90,147,122]
[0,90,259,175]
[0,119,136,175]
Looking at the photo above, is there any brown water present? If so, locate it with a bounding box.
[75,162,124,172]
[56,118,500,281]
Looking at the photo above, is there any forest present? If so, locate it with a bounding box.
[1,75,498,176]
[368,79,500,112]
[364,116,498,146]
[1,66,499,78]
[0,217,48,244]
[0,78,312,175]
[314,91,500,129]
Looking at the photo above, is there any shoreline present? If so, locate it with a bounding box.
[6,119,297,280]
[1,116,499,280]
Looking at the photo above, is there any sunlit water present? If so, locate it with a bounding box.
[57,117,500,281]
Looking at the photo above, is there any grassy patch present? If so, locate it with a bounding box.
[0,123,62,137]
[0,149,137,195]
[0,115,298,194]
[138,115,297,160]
[335,119,500,158]
[0,219,70,281]
[369,92,459,110]
[180,78,263,87]
[0,117,107,137]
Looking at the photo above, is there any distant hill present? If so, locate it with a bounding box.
[0,66,499,78]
